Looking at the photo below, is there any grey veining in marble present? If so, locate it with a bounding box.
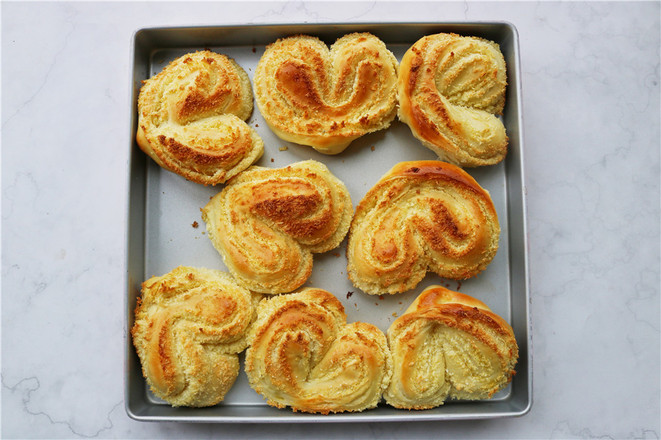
[2,1,659,439]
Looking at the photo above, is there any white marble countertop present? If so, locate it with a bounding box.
[2,1,659,438]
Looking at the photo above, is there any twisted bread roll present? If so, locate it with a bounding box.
[398,33,508,167]
[137,51,263,185]
[201,160,353,294]
[245,288,392,414]
[385,285,518,409]
[254,33,398,154]
[347,160,499,295]
[131,266,259,407]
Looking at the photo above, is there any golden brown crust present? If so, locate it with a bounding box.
[346,160,500,295]
[131,266,259,407]
[254,33,398,154]
[244,288,392,414]
[201,160,353,294]
[137,50,263,185]
[385,285,518,409]
[398,33,508,167]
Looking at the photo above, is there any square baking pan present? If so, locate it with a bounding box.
[125,22,531,422]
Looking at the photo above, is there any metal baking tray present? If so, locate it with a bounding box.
[125,22,531,422]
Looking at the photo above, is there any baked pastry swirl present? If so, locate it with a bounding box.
[201,160,353,294]
[385,285,518,409]
[245,288,392,414]
[398,33,508,167]
[136,50,263,185]
[347,160,500,295]
[254,33,398,154]
[131,266,259,407]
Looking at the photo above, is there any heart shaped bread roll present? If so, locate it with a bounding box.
[385,285,518,409]
[137,50,263,185]
[254,33,398,154]
[398,33,508,167]
[202,160,353,294]
[245,288,392,414]
[347,161,500,295]
[131,266,259,407]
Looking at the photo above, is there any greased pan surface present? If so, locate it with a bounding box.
[126,22,530,422]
